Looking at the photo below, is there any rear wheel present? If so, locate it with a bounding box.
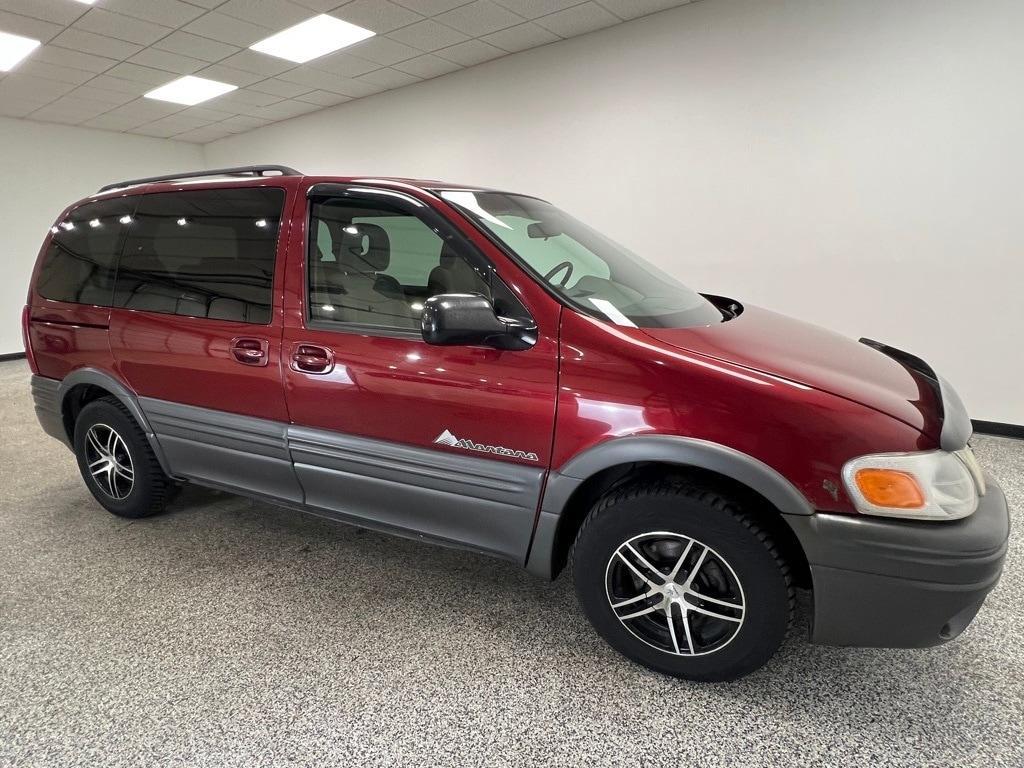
[572,479,793,681]
[73,397,174,518]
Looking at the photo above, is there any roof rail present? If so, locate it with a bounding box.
[97,165,302,193]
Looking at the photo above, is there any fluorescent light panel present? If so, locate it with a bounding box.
[250,14,375,64]
[0,30,40,72]
[145,75,237,106]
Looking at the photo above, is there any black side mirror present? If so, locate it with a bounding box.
[421,294,536,351]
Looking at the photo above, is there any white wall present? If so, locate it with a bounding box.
[205,0,1023,424]
[1,117,203,355]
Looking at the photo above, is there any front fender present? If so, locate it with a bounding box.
[526,435,813,578]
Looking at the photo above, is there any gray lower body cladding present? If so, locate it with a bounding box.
[137,397,544,562]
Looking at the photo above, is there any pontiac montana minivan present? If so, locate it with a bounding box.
[24,165,1009,681]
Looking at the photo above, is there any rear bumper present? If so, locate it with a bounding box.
[31,375,69,446]
[785,473,1010,648]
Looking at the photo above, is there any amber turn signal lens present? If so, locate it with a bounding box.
[854,468,926,509]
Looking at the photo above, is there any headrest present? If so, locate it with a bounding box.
[338,223,390,272]
[439,242,460,269]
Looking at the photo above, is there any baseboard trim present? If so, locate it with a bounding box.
[973,420,1024,440]
[0,352,26,362]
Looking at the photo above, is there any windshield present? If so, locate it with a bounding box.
[439,190,724,329]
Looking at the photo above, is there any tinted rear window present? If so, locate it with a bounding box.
[37,198,135,306]
[115,187,285,324]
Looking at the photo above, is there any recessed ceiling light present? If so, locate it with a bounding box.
[250,14,375,64]
[145,75,237,106]
[0,30,40,72]
[72,1,97,5]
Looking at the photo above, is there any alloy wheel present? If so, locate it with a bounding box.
[605,531,746,657]
[84,423,135,501]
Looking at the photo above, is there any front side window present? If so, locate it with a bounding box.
[115,187,285,324]
[308,195,522,331]
[37,198,135,307]
[440,191,724,329]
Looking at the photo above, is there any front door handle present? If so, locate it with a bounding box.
[231,337,269,366]
[291,343,335,374]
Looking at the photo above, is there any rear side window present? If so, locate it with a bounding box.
[37,198,135,306]
[115,187,285,324]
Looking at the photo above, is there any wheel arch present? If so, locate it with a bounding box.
[57,368,173,475]
[527,436,814,582]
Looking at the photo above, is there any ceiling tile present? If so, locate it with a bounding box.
[214,88,284,108]
[309,51,379,78]
[535,2,618,36]
[49,27,144,59]
[195,64,266,87]
[152,31,242,63]
[435,38,504,65]
[276,66,356,92]
[0,98,47,118]
[595,0,691,20]
[30,96,111,123]
[14,59,95,86]
[247,77,313,98]
[83,112,153,131]
[250,99,322,120]
[66,84,138,106]
[357,67,420,88]
[346,36,421,66]
[129,48,207,75]
[96,0,207,28]
[219,49,295,76]
[217,0,314,28]
[388,19,469,51]
[294,89,352,106]
[33,45,118,74]
[392,52,461,78]
[0,72,75,101]
[74,8,172,46]
[218,114,274,132]
[182,12,274,47]
[106,62,177,85]
[481,20,558,51]
[333,0,424,34]
[0,10,64,41]
[435,1,523,36]
[90,98,183,128]
[132,113,216,138]
[491,0,581,18]
[177,105,237,122]
[392,0,475,15]
[176,0,228,9]
[172,125,237,143]
[0,0,86,25]
[85,74,152,95]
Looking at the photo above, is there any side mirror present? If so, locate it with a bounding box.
[421,294,536,351]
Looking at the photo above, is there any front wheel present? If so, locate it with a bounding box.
[571,480,793,681]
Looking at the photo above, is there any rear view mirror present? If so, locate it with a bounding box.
[527,221,562,239]
[421,294,536,351]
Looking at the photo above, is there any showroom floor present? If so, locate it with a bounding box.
[1,359,1021,768]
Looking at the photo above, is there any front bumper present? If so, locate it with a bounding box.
[785,472,1010,648]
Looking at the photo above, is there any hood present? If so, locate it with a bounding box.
[643,304,942,439]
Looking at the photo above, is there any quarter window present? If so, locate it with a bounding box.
[37,198,135,307]
[115,187,285,324]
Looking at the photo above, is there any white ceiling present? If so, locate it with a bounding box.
[0,0,697,144]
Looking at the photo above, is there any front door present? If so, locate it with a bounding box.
[281,184,560,560]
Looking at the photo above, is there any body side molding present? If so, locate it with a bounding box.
[526,435,815,579]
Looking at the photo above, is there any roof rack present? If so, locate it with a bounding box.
[97,165,302,193]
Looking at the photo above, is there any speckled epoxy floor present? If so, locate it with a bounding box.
[1,359,1021,767]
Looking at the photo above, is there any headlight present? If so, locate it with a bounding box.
[842,448,984,521]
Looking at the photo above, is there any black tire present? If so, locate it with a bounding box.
[73,396,174,519]
[571,479,793,682]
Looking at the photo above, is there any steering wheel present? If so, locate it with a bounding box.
[543,261,574,288]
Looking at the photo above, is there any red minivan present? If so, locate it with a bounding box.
[24,165,1009,681]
